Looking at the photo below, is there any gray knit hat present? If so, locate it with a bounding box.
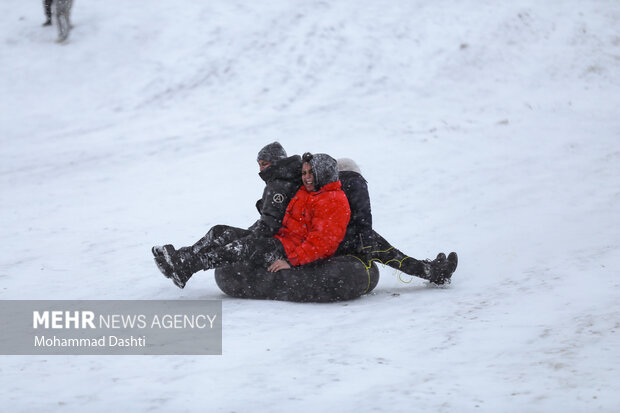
[257,142,287,163]
[302,152,339,191]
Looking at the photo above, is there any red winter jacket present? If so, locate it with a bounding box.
[274,181,351,266]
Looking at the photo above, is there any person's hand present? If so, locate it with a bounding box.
[268,259,291,272]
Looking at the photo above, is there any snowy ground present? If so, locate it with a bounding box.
[1,0,619,411]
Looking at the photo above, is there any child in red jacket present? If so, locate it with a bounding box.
[268,153,350,271]
[156,153,350,289]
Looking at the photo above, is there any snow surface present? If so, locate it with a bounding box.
[1,0,619,411]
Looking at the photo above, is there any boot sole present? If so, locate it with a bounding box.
[152,246,165,258]
[161,246,187,289]
[154,256,173,279]
[448,252,458,272]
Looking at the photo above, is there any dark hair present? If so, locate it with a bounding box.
[302,152,313,163]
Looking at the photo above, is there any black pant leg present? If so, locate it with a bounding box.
[191,225,252,254]
[201,236,286,270]
[44,0,53,20]
[365,231,428,279]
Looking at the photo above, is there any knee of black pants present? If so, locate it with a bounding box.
[205,225,224,240]
[244,237,286,268]
[193,225,250,253]
[213,225,251,241]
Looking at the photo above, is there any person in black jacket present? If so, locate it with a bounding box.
[335,159,375,255]
[335,158,458,285]
[152,142,302,288]
[246,143,302,237]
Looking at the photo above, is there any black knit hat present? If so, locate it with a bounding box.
[257,142,287,163]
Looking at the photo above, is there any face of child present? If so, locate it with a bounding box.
[302,162,315,192]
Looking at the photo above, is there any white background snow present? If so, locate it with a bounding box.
[1,0,619,411]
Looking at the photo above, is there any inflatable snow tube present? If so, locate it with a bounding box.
[214,255,379,303]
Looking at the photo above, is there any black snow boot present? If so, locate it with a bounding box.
[425,252,458,285]
[155,245,202,289]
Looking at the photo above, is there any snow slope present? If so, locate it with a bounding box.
[1,0,619,411]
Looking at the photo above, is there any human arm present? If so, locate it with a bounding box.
[248,184,291,237]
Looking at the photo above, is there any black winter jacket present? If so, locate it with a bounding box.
[248,155,302,237]
[336,170,375,254]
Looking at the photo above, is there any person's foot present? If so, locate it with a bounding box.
[427,252,458,285]
[160,245,194,289]
[42,20,52,26]
[421,253,444,281]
